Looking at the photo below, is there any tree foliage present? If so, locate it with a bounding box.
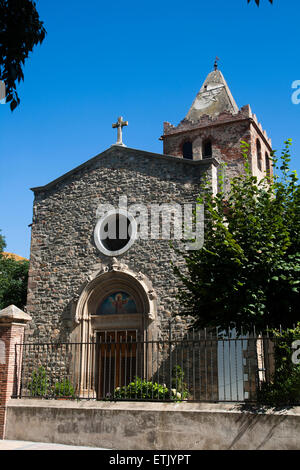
[173,140,299,333]
[257,323,300,406]
[0,231,29,310]
[0,0,46,111]
[248,0,273,5]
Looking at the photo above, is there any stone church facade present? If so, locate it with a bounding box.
[24,65,272,398]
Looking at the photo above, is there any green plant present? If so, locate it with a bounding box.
[28,366,50,397]
[53,379,75,399]
[111,376,185,402]
[171,365,189,399]
[28,367,75,399]
[257,323,300,406]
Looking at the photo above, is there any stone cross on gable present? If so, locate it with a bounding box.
[112,116,128,146]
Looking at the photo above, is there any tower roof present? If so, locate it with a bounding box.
[184,69,239,122]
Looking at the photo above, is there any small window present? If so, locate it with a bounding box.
[265,152,270,176]
[182,141,193,160]
[256,139,262,171]
[202,140,212,158]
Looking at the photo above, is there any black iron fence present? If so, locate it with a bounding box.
[13,327,276,403]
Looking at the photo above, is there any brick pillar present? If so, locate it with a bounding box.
[0,305,32,439]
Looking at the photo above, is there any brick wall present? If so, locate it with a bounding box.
[0,308,30,439]
[162,105,272,186]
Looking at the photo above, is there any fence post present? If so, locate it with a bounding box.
[169,320,172,393]
[243,332,260,401]
[0,305,32,439]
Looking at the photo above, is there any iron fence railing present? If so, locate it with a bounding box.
[13,327,277,403]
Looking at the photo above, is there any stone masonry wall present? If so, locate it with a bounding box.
[26,147,216,342]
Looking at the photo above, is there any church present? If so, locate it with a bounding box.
[24,63,272,399]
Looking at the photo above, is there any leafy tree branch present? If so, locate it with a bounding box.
[0,0,46,111]
[173,140,299,334]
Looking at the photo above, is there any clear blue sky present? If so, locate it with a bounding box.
[0,0,299,258]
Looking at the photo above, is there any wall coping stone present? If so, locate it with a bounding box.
[6,399,300,416]
[0,305,32,324]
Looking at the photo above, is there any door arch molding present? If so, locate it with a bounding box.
[73,258,158,342]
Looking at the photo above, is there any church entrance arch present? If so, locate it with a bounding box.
[72,260,158,397]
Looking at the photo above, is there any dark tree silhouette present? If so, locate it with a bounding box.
[248,0,273,5]
[0,0,46,111]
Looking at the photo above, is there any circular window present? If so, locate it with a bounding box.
[94,209,137,256]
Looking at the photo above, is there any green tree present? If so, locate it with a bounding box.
[0,231,29,310]
[173,140,299,334]
[0,0,46,111]
[257,323,300,405]
[0,231,5,253]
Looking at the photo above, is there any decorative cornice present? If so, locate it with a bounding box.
[162,104,272,149]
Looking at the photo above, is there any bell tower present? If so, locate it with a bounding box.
[161,61,273,181]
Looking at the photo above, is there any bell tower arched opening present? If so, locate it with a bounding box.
[182,141,193,160]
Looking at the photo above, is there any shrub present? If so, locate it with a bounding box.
[53,379,75,398]
[111,376,184,401]
[257,323,300,406]
[171,365,189,400]
[28,366,50,397]
[28,367,75,399]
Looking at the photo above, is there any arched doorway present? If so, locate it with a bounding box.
[72,260,158,398]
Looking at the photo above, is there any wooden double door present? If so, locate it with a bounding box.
[96,330,139,399]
